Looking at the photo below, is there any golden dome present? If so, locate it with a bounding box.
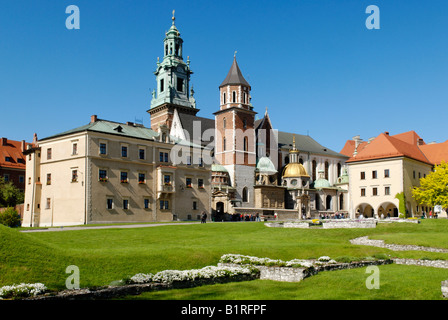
[282,163,309,178]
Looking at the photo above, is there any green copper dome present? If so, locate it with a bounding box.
[313,170,331,189]
[335,167,349,185]
[256,157,277,175]
[212,163,228,173]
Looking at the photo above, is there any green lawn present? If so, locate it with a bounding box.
[2,219,448,299]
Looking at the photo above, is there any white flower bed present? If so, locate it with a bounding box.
[128,265,257,285]
[219,254,336,268]
[0,283,47,299]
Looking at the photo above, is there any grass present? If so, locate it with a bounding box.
[2,219,448,299]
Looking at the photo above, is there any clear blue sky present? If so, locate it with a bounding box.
[1,0,447,153]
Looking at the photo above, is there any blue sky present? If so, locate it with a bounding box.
[1,0,447,153]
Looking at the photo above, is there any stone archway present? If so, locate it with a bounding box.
[377,202,398,218]
[355,203,374,218]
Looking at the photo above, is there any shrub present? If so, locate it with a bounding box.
[0,207,21,228]
[334,256,358,263]
[0,283,47,299]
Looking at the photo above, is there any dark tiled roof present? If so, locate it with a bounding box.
[219,57,250,88]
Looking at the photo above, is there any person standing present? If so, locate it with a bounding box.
[201,211,207,223]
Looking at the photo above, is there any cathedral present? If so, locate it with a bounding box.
[147,15,350,221]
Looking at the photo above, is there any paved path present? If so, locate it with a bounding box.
[20,222,201,232]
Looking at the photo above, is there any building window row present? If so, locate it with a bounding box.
[360,186,391,197]
[360,169,390,180]
[106,197,151,210]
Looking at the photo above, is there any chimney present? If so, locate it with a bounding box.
[352,135,362,148]
[1,137,7,146]
[417,138,424,146]
[21,140,26,152]
[91,115,98,123]
[385,131,389,135]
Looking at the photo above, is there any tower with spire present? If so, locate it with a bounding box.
[214,55,257,207]
[147,11,198,132]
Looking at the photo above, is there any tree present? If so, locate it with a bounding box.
[0,177,24,207]
[412,161,448,209]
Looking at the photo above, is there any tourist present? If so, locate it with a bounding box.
[256,212,260,222]
[201,211,207,223]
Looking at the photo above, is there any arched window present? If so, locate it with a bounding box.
[223,117,226,129]
[325,161,329,180]
[243,137,248,151]
[242,187,248,202]
[223,138,226,151]
[299,157,303,165]
[165,44,168,55]
[312,160,317,181]
[232,91,236,103]
[337,163,342,177]
[243,92,247,104]
[223,92,226,104]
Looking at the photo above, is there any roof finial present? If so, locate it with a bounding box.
[234,50,237,58]
[172,10,175,24]
[293,135,296,149]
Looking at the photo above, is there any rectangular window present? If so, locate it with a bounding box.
[372,171,377,179]
[72,170,78,182]
[413,170,416,179]
[159,152,169,162]
[139,148,145,160]
[121,146,128,158]
[385,186,390,195]
[138,173,145,184]
[160,200,169,210]
[120,171,128,183]
[99,169,108,182]
[193,201,197,210]
[47,148,52,160]
[187,156,191,166]
[164,152,169,162]
[46,198,51,209]
[372,187,378,196]
[19,175,24,183]
[384,169,390,178]
[164,174,171,185]
[123,199,129,210]
[72,143,78,155]
[160,79,164,92]
[107,198,113,210]
[100,143,107,155]
[186,177,192,188]
[144,199,150,209]
[361,188,366,197]
[46,173,51,185]
[160,152,164,162]
[360,172,365,180]
[177,77,184,92]
[3,174,9,182]
[198,179,204,189]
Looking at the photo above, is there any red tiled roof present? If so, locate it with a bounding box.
[0,138,32,170]
[392,130,425,146]
[419,140,448,165]
[344,132,432,165]
[339,139,368,157]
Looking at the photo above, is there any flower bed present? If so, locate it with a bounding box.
[125,265,260,288]
[0,283,47,299]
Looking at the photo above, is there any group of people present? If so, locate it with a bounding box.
[237,213,260,222]
[317,212,346,220]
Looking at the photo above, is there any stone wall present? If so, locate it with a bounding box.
[393,258,448,269]
[219,260,392,283]
[322,220,377,229]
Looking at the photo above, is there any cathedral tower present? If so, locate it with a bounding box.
[214,55,257,207]
[147,11,198,133]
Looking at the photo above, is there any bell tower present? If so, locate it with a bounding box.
[147,11,199,132]
[214,54,257,207]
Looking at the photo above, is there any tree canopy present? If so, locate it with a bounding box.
[412,161,448,209]
[0,177,24,207]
